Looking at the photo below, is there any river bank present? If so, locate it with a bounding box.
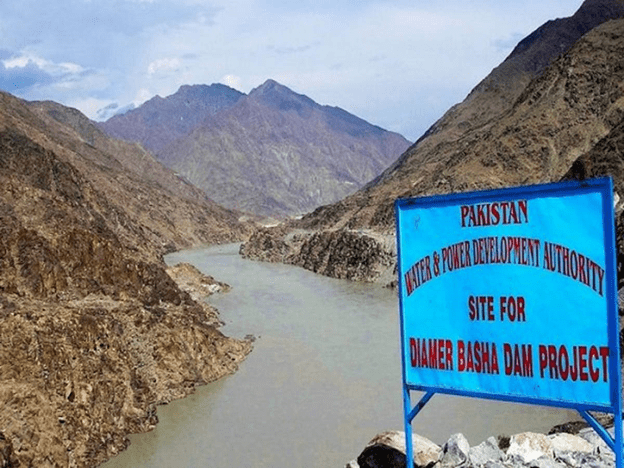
[102,244,581,468]
[0,257,251,468]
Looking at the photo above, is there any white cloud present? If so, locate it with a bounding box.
[0,51,97,96]
[3,53,85,77]
[133,88,153,106]
[3,56,32,68]
[220,74,243,91]
[0,0,586,141]
[147,57,182,76]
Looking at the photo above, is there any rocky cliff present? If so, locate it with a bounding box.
[241,4,624,285]
[0,91,252,467]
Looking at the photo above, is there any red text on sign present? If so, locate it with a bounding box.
[538,344,609,382]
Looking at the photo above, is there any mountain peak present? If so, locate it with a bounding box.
[251,79,281,93]
[504,0,624,71]
[249,79,298,99]
[175,83,242,100]
[99,82,244,153]
[249,79,316,113]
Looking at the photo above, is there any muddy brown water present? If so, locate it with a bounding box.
[103,243,577,467]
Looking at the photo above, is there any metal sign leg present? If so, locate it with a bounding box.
[403,388,435,467]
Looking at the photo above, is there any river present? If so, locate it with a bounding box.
[103,243,577,467]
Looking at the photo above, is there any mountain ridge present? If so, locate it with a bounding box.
[413,0,624,151]
[105,79,411,217]
[99,83,245,153]
[301,0,624,232]
[241,1,624,285]
[29,99,223,208]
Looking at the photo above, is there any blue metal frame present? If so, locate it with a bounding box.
[395,178,622,467]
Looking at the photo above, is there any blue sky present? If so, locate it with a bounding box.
[0,0,583,141]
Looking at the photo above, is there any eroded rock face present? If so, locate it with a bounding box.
[290,230,395,282]
[239,227,295,264]
[0,91,253,466]
[0,295,252,467]
[241,228,395,283]
[0,432,18,468]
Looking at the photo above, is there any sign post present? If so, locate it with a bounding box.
[394,178,622,467]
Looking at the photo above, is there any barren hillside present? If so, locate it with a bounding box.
[0,91,251,467]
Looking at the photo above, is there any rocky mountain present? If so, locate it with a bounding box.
[240,1,624,285]
[99,83,244,153]
[99,80,411,218]
[414,0,624,149]
[29,99,228,211]
[0,90,252,467]
[157,79,411,217]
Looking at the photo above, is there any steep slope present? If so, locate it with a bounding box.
[408,0,624,156]
[20,98,250,251]
[561,116,624,268]
[158,79,411,217]
[241,8,624,284]
[29,100,225,208]
[99,83,244,153]
[563,118,624,196]
[0,91,251,467]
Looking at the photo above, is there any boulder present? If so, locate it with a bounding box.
[438,433,470,467]
[357,431,441,468]
[577,426,610,454]
[468,436,504,467]
[522,456,566,468]
[554,450,612,467]
[506,432,553,464]
[483,462,506,468]
[549,432,593,455]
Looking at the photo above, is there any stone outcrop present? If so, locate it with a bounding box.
[166,262,231,299]
[240,228,396,283]
[348,427,617,468]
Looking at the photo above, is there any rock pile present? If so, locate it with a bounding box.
[348,427,617,468]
